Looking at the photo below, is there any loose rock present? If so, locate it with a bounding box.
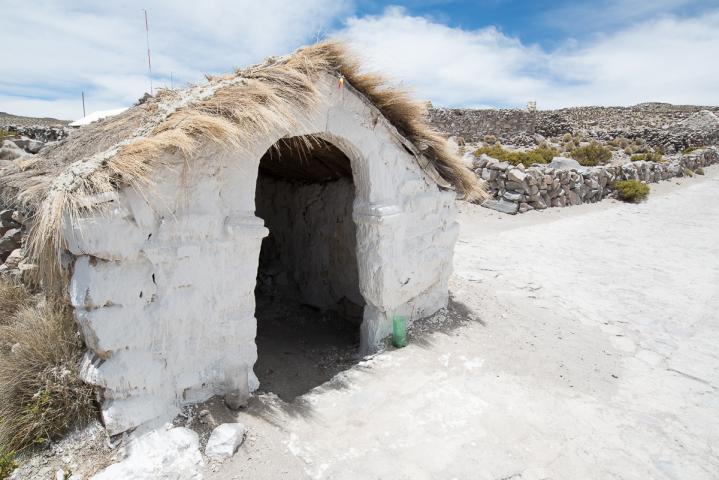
[205,423,247,461]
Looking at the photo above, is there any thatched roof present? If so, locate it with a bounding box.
[0,41,484,283]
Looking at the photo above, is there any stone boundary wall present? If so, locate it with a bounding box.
[2,125,71,143]
[473,148,718,214]
[429,105,719,151]
[429,108,538,144]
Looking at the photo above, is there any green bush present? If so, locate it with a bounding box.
[695,167,705,175]
[614,179,650,203]
[474,144,558,168]
[0,449,17,480]
[571,142,612,166]
[682,168,694,177]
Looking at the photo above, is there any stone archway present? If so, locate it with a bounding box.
[252,135,365,400]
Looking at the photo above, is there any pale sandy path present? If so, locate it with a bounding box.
[211,168,719,480]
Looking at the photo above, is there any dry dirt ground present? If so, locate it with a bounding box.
[202,167,719,480]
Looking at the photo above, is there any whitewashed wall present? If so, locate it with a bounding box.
[66,74,459,434]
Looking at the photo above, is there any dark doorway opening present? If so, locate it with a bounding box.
[254,135,365,402]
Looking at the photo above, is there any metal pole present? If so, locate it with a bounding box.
[143,9,153,95]
[82,91,86,117]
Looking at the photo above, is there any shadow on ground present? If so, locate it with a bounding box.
[182,292,485,433]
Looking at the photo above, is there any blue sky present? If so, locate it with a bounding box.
[359,0,715,45]
[1,0,718,119]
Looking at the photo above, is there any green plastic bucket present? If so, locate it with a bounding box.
[392,315,407,348]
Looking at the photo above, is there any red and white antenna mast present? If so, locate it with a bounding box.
[143,9,153,95]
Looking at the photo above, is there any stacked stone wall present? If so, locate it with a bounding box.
[429,104,719,152]
[474,148,718,214]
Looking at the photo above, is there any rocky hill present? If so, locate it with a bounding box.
[0,111,69,127]
[429,103,719,153]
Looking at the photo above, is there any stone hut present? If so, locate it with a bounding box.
[1,42,482,434]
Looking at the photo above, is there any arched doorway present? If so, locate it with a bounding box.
[253,135,365,401]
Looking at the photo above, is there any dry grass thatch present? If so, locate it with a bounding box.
[0,40,484,287]
[0,281,96,451]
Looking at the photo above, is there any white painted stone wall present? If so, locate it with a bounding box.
[255,175,363,312]
[67,73,459,434]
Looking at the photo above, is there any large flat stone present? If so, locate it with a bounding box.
[481,198,519,215]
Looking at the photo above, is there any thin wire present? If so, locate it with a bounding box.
[144,9,153,95]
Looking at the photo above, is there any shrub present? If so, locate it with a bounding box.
[0,449,17,480]
[614,179,650,203]
[682,146,703,154]
[474,144,558,168]
[630,150,663,162]
[0,281,32,326]
[0,292,96,451]
[609,137,630,149]
[571,142,612,166]
[695,167,705,175]
[0,130,13,141]
[682,168,694,177]
[482,134,498,145]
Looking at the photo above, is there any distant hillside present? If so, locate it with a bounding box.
[428,103,719,145]
[0,112,70,128]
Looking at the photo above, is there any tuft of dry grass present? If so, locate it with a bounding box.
[0,280,32,326]
[0,290,96,452]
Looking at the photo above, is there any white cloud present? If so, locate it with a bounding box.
[338,6,719,108]
[0,0,352,120]
[2,2,718,119]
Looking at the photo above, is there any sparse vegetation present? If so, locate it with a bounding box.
[0,280,96,452]
[0,448,17,480]
[695,167,705,175]
[571,142,612,166]
[0,130,13,142]
[630,150,663,162]
[682,168,694,177]
[614,179,650,203]
[474,144,558,168]
[482,134,498,145]
[0,280,33,325]
[609,136,630,149]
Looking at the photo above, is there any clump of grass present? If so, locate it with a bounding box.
[0,285,96,452]
[571,142,612,166]
[630,150,663,162]
[682,146,703,154]
[0,130,13,142]
[474,144,558,168]
[695,167,705,175]
[682,168,694,177]
[0,448,17,480]
[609,136,630,149]
[0,280,33,326]
[482,134,498,145]
[614,179,650,203]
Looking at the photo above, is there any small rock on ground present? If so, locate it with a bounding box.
[205,423,246,461]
